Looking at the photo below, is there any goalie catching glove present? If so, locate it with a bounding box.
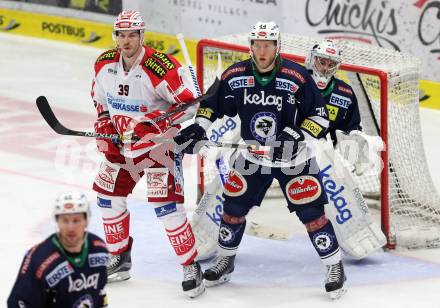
[335,130,384,176]
[270,126,304,162]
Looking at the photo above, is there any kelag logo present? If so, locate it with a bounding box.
[209,118,237,142]
[319,164,352,224]
[0,15,20,31]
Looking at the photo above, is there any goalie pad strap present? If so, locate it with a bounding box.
[223,213,246,224]
[305,215,329,232]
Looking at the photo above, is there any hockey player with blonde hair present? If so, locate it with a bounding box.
[175,22,347,299]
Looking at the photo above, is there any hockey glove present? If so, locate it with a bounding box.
[94,117,121,156]
[173,123,207,154]
[134,110,173,139]
[271,126,304,162]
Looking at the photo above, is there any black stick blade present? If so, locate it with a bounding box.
[36,96,81,136]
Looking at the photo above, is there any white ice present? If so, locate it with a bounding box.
[1,33,440,308]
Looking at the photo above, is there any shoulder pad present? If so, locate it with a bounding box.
[279,60,307,84]
[94,49,119,75]
[221,64,248,80]
[143,57,169,78]
[333,76,354,95]
[19,244,39,275]
[90,233,108,249]
[35,251,61,279]
[151,51,177,70]
[280,67,306,84]
[335,78,354,96]
[337,85,353,96]
[142,47,180,78]
[95,49,118,65]
[335,80,354,96]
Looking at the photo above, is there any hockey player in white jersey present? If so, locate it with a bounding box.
[91,10,204,298]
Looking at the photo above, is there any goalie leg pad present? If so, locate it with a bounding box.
[218,213,247,257]
[317,138,386,259]
[297,206,341,266]
[153,202,197,265]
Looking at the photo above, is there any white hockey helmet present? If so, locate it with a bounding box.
[248,21,281,54]
[113,10,146,45]
[306,40,342,89]
[53,192,91,221]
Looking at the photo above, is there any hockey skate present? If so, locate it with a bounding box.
[203,255,235,287]
[107,244,132,283]
[182,261,205,298]
[325,260,347,300]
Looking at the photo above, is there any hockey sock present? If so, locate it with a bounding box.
[154,202,197,265]
[97,195,131,255]
[305,215,341,265]
[218,213,246,256]
[102,210,131,255]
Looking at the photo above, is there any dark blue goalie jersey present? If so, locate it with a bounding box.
[7,233,108,308]
[322,77,362,141]
[197,58,328,144]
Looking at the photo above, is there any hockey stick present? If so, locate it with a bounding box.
[35,78,219,140]
[151,137,270,154]
[35,96,119,140]
[34,94,271,153]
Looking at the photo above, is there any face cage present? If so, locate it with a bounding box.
[311,54,340,79]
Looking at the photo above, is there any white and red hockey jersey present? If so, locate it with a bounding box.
[92,46,199,157]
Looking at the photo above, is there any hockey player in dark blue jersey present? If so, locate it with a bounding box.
[7,192,109,308]
[305,40,361,141]
[305,39,383,177]
[174,22,346,299]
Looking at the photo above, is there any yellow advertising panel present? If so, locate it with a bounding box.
[0,8,198,64]
[0,8,436,107]
[0,8,112,48]
[419,80,440,110]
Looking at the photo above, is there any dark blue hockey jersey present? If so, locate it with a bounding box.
[7,232,108,308]
[321,77,362,141]
[197,58,328,144]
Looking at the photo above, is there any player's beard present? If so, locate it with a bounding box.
[254,55,276,73]
[121,43,141,59]
[59,231,86,253]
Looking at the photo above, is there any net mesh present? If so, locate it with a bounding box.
[198,33,440,248]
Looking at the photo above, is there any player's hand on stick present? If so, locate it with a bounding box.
[94,117,121,155]
[134,110,173,138]
[271,126,304,162]
[173,123,206,154]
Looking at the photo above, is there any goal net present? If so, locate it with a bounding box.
[196,33,440,249]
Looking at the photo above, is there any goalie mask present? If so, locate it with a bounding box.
[306,40,342,90]
[54,192,91,222]
[248,21,281,72]
[113,10,146,46]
